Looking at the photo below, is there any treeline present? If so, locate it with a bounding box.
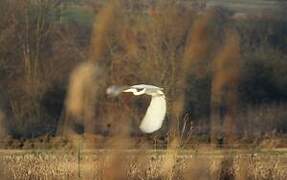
[0,0,286,140]
[0,0,92,137]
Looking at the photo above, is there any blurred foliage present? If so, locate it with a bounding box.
[0,0,286,139]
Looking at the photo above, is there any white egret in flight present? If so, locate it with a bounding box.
[106,84,166,133]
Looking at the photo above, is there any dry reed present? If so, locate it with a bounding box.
[0,111,6,137]
[211,29,241,144]
[89,0,120,64]
[62,0,120,137]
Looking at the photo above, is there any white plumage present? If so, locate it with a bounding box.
[106,84,166,133]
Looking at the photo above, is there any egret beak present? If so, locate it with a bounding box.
[106,85,130,97]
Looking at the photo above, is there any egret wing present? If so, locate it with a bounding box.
[139,95,166,133]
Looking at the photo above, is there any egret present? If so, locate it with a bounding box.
[106,84,166,133]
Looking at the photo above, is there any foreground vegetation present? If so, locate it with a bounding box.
[0,149,287,179]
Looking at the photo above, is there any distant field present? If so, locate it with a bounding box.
[1,149,287,179]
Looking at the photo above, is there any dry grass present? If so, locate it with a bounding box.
[0,150,286,179]
[210,29,241,144]
[89,0,120,63]
[61,0,119,137]
[63,62,101,135]
[0,111,6,137]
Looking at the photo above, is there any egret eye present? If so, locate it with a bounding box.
[136,88,145,92]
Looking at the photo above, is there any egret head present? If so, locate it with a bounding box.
[106,84,164,97]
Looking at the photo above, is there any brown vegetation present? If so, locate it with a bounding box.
[0,2,287,180]
[211,30,241,144]
[0,150,286,179]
